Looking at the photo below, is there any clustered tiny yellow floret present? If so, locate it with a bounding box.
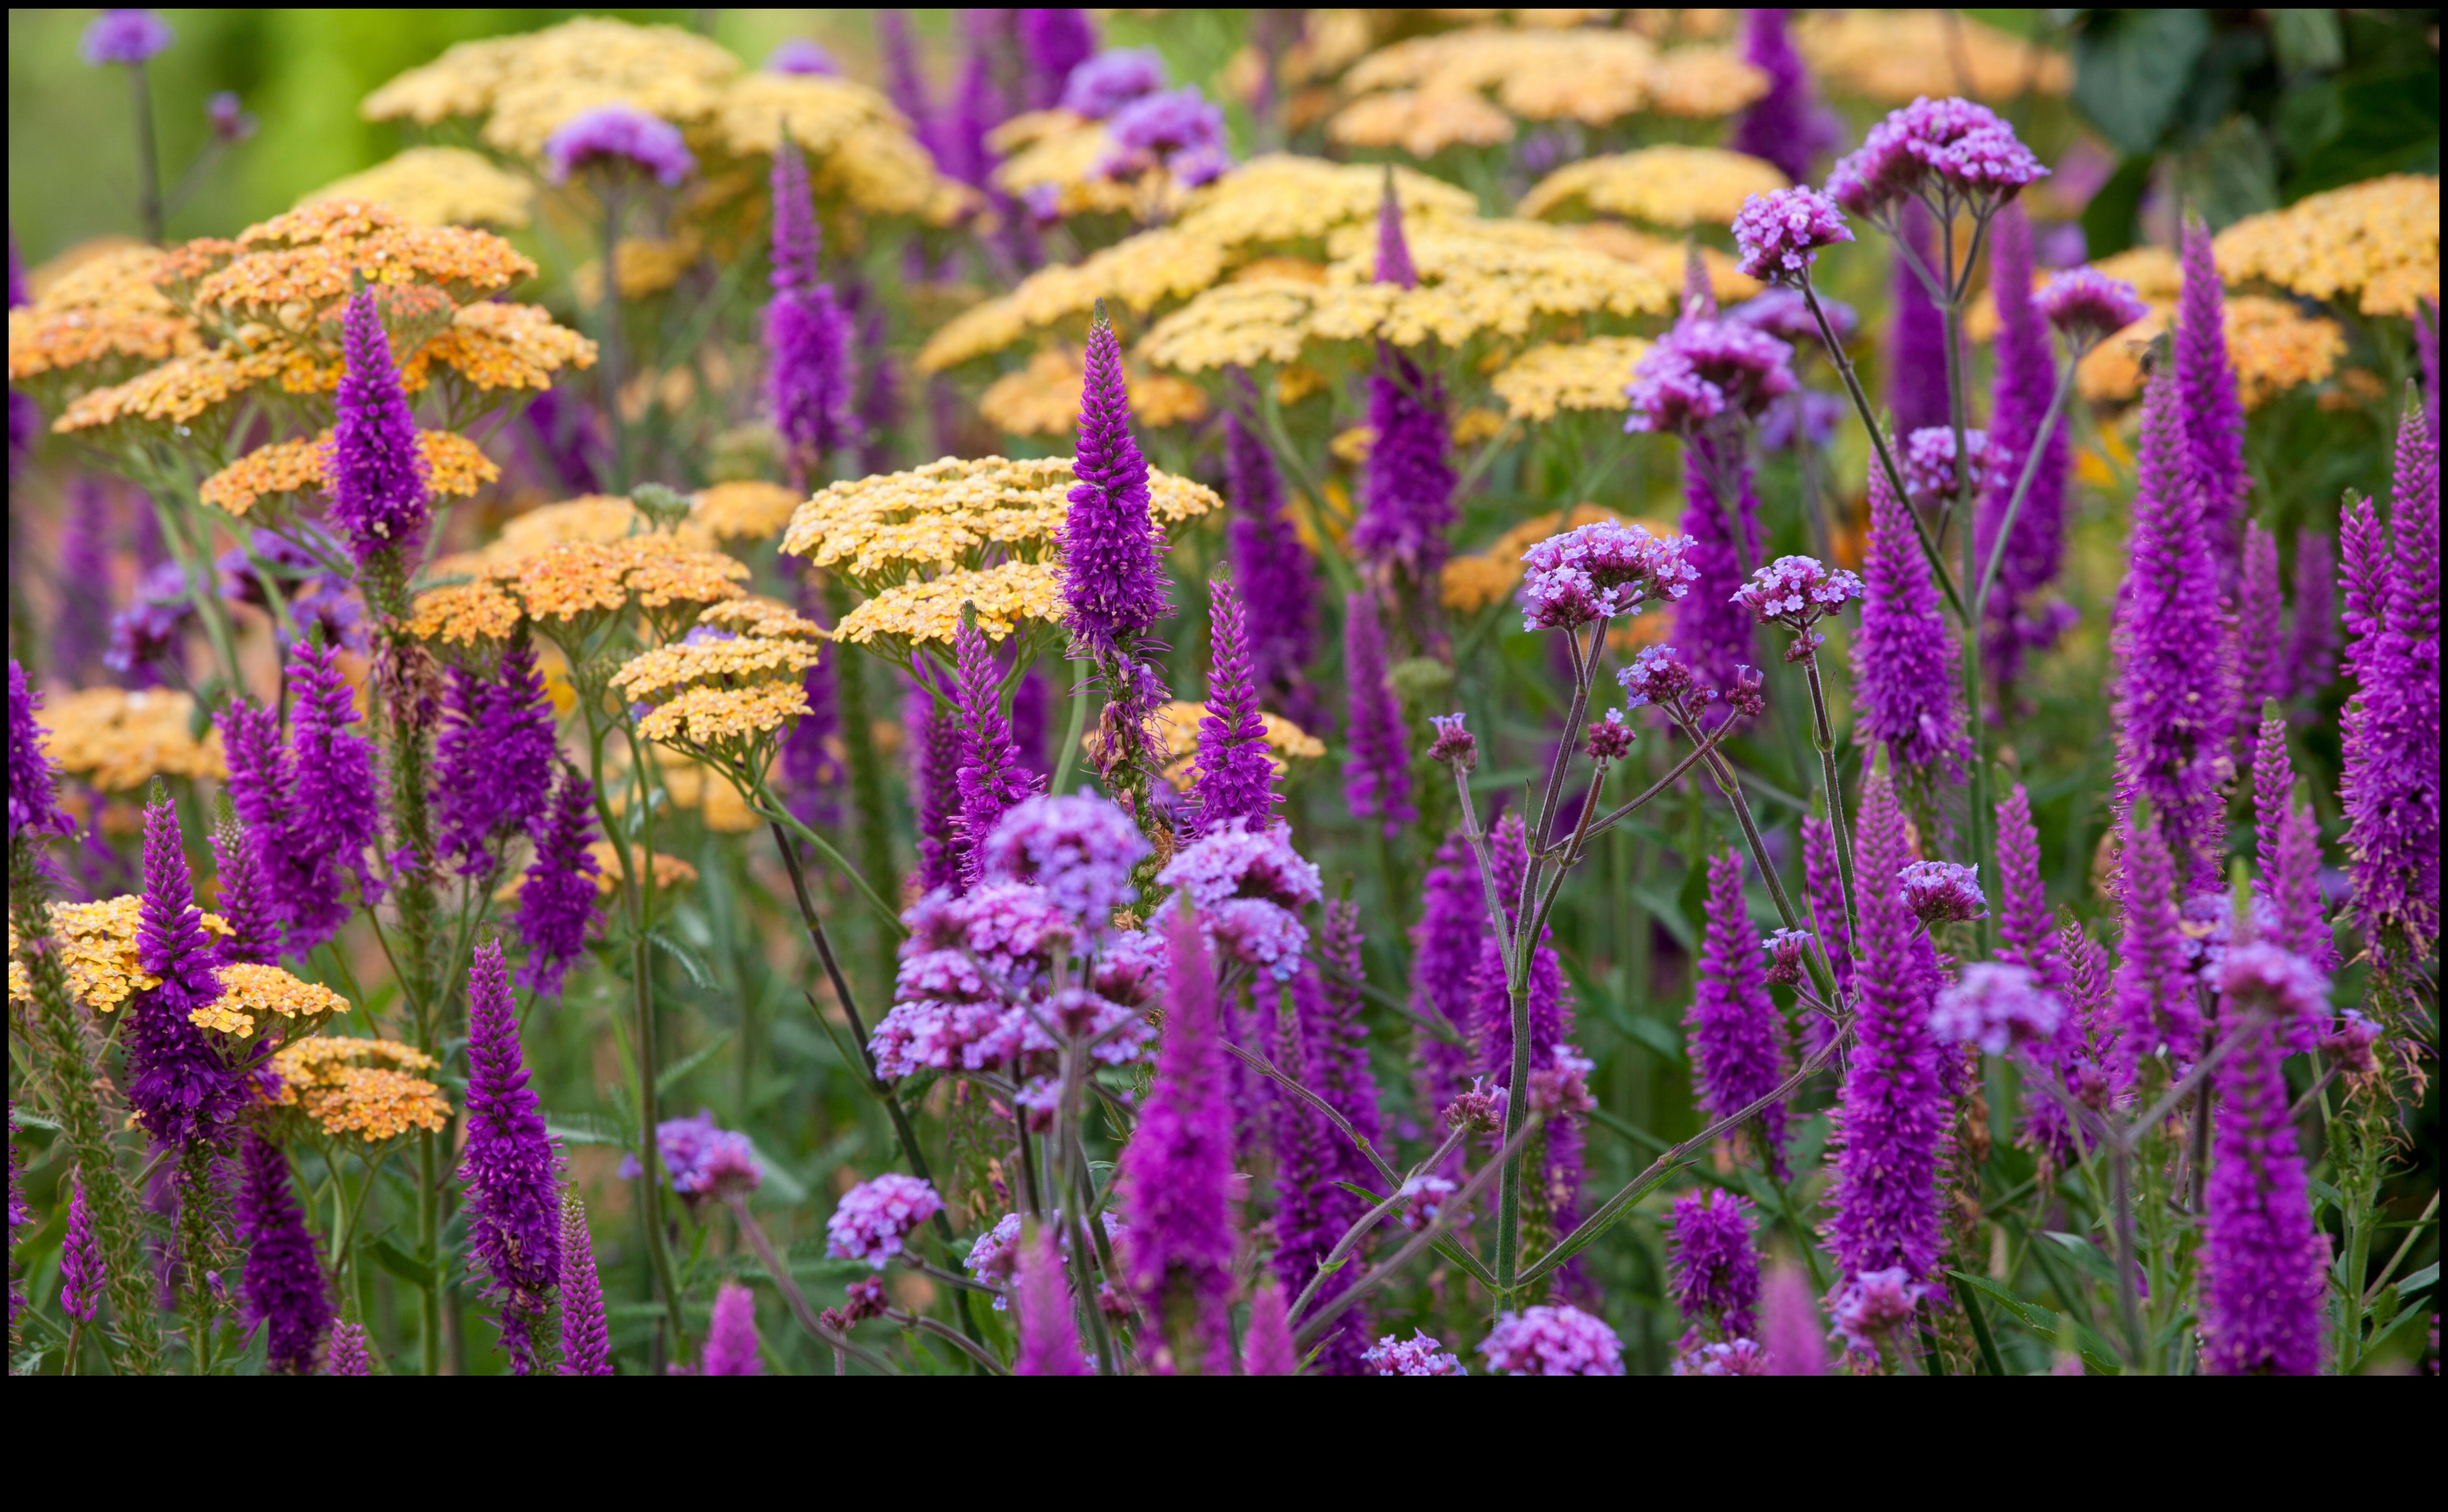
[7,243,200,387]
[635,680,812,747]
[46,897,234,1014]
[834,561,1070,650]
[412,528,751,647]
[188,962,351,1039]
[1518,146,1790,229]
[39,688,229,791]
[199,429,498,516]
[612,635,825,705]
[1334,27,1765,148]
[1793,10,2073,103]
[2213,174,2439,317]
[300,146,537,228]
[689,480,802,543]
[271,1036,451,1143]
[978,346,1211,437]
[1492,336,1655,421]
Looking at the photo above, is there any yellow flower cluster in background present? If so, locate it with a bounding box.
[1141,701,1326,792]
[188,962,350,1039]
[688,481,802,543]
[989,110,1137,218]
[1519,146,1790,230]
[573,233,706,307]
[2213,174,2439,318]
[1440,503,1650,614]
[783,456,1224,585]
[1492,336,1655,421]
[1793,10,2072,103]
[708,73,977,227]
[7,243,200,393]
[609,746,762,832]
[39,688,229,791]
[978,347,1211,437]
[1567,223,1761,304]
[200,429,498,517]
[410,529,750,648]
[300,146,537,229]
[46,897,234,1013]
[271,1036,451,1142]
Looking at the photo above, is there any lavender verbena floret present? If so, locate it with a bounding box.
[1826,1266,1936,1350]
[617,1109,760,1199]
[979,795,1150,932]
[1364,1329,1466,1376]
[1763,927,1813,987]
[1732,188,1854,283]
[1825,96,2047,219]
[1903,426,1991,505]
[2039,267,2149,346]
[1729,287,1857,344]
[1479,1304,1625,1376]
[1426,712,1478,770]
[1733,555,1863,644]
[825,1174,944,1268]
[1624,320,1796,435]
[1585,707,1636,762]
[1618,643,1701,712]
[1517,520,1696,630]
[543,104,696,186]
[1158,818,1323,979]
[1672,1336,1770,1375]
[81,9,171,66]
[1061,47,1167,118]
[1899,859,1986,924]
[1928,962,2064,1055]
[765,37,839,75]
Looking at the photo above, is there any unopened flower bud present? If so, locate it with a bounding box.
[1427,711,1477,771]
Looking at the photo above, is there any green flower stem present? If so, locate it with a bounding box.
[1050,661,1091,796]
[1937,271,1999,956]
[1798,650,1860,946]
[615,722,689,1356]
[825,587,901,999]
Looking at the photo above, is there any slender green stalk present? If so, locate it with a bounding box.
[1050,661,1092,795]
[1798,651,1860,946]
[131,61,162,243]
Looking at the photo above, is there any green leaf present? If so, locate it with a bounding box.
[1952,1272,2122,1375]
[2072,9,2211,155]
[370,1237,435,1292]
[543,1110,631,1148]
[2392,1262,2438,1297]
[1630,885,1695,952]
[655,1030,737,1097]
[1330,1179,1389,1206]
[645,929,718,991]
[2270,9,2342,73]
[1613,1010,1685,1065]
[744,1138,809,1205]
[2080,155,2155,261]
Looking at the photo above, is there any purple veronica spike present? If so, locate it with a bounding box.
[767,140,858,476]
[433,640,557,877]
[1062,47,1166,119]
[1192,578,1279,836]
[2113,360,2235,892]
[81,9,171,66]
[1240,1274,1297,1376]
[2420,299,2440,443]
[2110,808,2197,1081]
[1669,1188,1762,1336]
[783,588,844,826]
[1671,446,1763,710]
[2234,525,2286,772]
[1118,907,1237,1374]
[2199,948,2328,1375]
[1411,831,1485,1132]
[543,104,695,186]
[283,640,383,952]
[1823,769,1949,1291]
[325,1321,370,1375]
[1223,408,1318,724]
[2252,710,2335,991]
[1061,310,1170,775]
[57,485,113,684]
[459,937,562,1373]
[1800,814,1851,1047]
[1340,592,1413,836]
[2249,707,2292,893]
[1853,450,1971,785]
[1014,1224,1089,1375]
[1995,784,2081,1158]
[559,1192,612,1376]
[1732,187,1852,283]
[126,797,243,1148]
[953,621,1033,885]
[238,1129,332,1374]
[877,12,935,159]
[1469,814,1587,1267]
[1730,10,1836,185]
[1008,663,1049,779]
[327,288,430,567]
[701,1281,763,1375]
[60,1177,103,1322]
[1688,850,1791,1179]
[1354,356,1455,594]
[8,661,70,843]
[1884,203,1949,437]
[2283,528,2338,705]
[1978,204,2072,688]
[907,672,964,893]
[1375,173,1417,290]
[2039,267,2149,346]
[2177,218,2248,570]
[1760,1262,1827,1374]
[514,767,600,995]
[1020,10,1098,110]
[1279,903,1381,1374]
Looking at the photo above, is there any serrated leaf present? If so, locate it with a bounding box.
[9,1109,61,1131]
[655,1030,736,1097]
[645,929,718,990]
[544,1110,631,1148]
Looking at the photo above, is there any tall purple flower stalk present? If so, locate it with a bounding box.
[1854,449,1971,788]
[1471,814,1586,1273]
[1669,1188,1762,1336]
[1013,1224,1089,1375]
[2109,808,2197,1080]
[1687,849,1791,1179]
[1010,664,1050,780]
[952,620,1033,885]
[237,1129,332,1374]
[1886,203,1948,438]
[325,1321,370,1374]
[1672,445,1763,711]
[1730,10,1834,185]
[768,139,857,482]
[1978,203,2070,690]
[1273,902,1382,1374]
[1351,183,1455,620]
[702,1281,763,1375]
[56,482,114,685]
[1823,768,1949,1295]
[459,937,561,1374]
[60,1177,103,1323]
[1192,578,1279,836]
[1224,407,1318,725]
[327,287,430,569]
[1801,815,1851,1024]
[1241,1274,1297,1375]
[283,640,384,953]
[2177,217,2248,573]
[559,1190,612,1376]
[1019,9,1097,109]
[433,638,556,876]
[1995,784,2080,1160]
[1410,832,1485,1126]
[1759,1262,1826,1375]
[515,767,600,995]
[10,660,70,843]
[1118,907,1237,1374]
[2253,708,2334,994]
[1340,592,1412,836]
[2337,404,2440,954]
[908,672,964,893]
[877,11,935,161]
[2234,524,2286,775]
[2199,953,2327,1375]
[2113,360,2234,892]
[2284,528,2338,708]
[209,811,279,967]
[1060,309,1171,787]
[125,797,243,1149]
[783,616,844,830]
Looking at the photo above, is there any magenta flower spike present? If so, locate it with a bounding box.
[60,1177,103,1323]
[1410,832,1486,1124]
[2199,947,2330,1375]
[1730,10,1835,185]
[9,661,70,843]
[1350,181,1455,602]
[701,1281,764,1375]
[1759,1262,1827,1375]
[1995,783,2081,1155]
[1061,307,1171,779]
[559,1191,612,1376]
[1800,814,1851,1049]
[877,11,935,158]
[1687,850,1791,1178]
[767,138,857,477]
[2177,217,2248,571]
[283,639,384,954]
[2235,525,2287,775]
[433,638,557,877]
[1852,448,1971,787]
[1977,203,2071,688]
[2112,361,2235,893]
[1020,10,1098,109]
[238,1129,333,1374]
[1272,903,1381,1374]
[1669,1188,1762,1336]
[1340,592,1413,836]
[125,796,243,1148]
[1668,450,1763,710]
[459,938,562,1374]
[325,1320,371,1375]
[2109,808,2198,1081]
[2283,528,2338,706]
[1191,578,1280,836]
[1240,1273,1298,1376]
[1013,1224,1090,1376]
[1118,906,1237,1374]
[1823,768,1949,1294]
[1223,408,1319,724]
[2249,706,2293,889]
[513,767,601,996]
[908,671,964,894]
[1884,203,1949,437]
[952,621,1034,885]
[326,288,430,569]
[208,818,279,967]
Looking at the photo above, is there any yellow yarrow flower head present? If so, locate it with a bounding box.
[300,146,538,229]
[190,962,352,1040]
[7,242,201,402]
[1492,335,1655,421]
[270,1036,451,1142]
[2213,174,2439,317]
[1793,10,2073,103]
[1141,699,1327,792]
[1519,146,1790,229]
[39,688,229,791]
[978,346,1211,437]
[46,896,234,1013]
